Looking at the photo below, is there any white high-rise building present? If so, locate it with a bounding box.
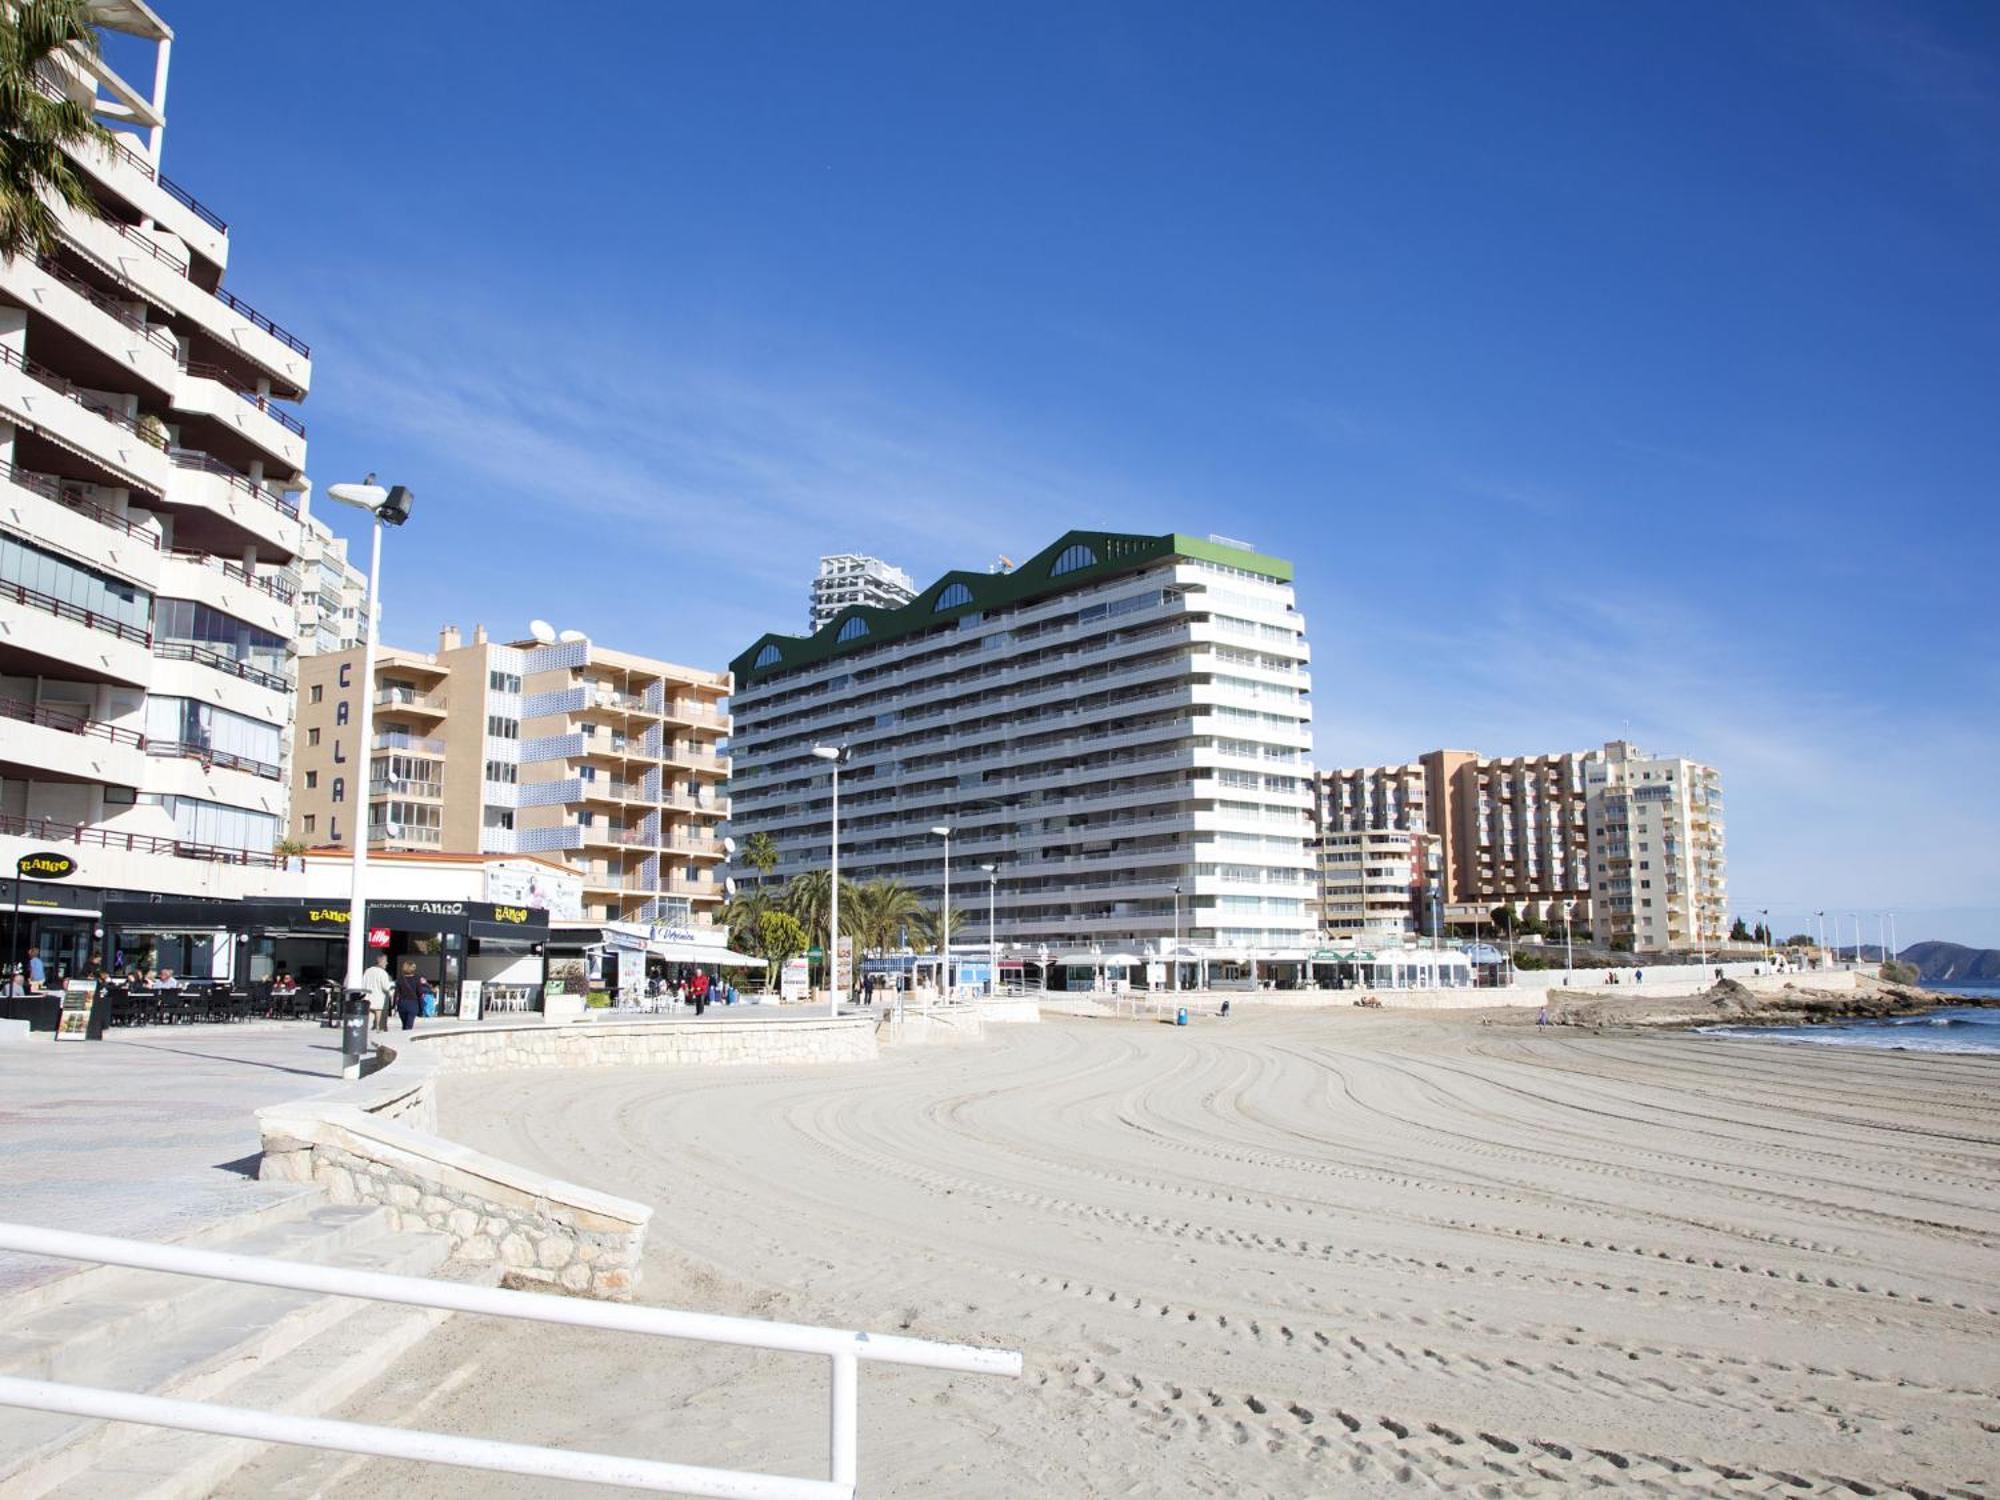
[0,3,314,973]
[289,513,368,657]
[731,531,1315,971]
[808,553,915,633]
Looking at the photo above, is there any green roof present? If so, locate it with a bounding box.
[730,530,1293,684]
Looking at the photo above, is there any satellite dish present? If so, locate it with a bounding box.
[722,836,737,855]
[528,620,556,644]
[558,629,587,644]
[725,877,737,897]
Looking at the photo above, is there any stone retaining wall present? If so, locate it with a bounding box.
[878,1006,987,1047]
[409,1013,878,1075]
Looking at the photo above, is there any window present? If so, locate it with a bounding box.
[0,533,150,632]
[143,697,284,772]
[934,582,974,611]
[488,669,522,693]
[310,685,323,704]
[303,814,316,835]
[487,715,519,739]
[753,644,781,668]
[154,599,288,679]
[1049,542,1098,578]
[152,794,279,854]
[305,771,318,790]
[307,728,320,747]
[331,776,345,804]
[836,617,869,643]
[335,700,349,725]
[484,759,518,784]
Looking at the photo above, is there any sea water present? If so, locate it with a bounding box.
[1700,984,2000,1055]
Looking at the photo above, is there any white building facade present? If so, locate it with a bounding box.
[808,553,916,633]
[731,532,1316,962]
[0,4,314,976]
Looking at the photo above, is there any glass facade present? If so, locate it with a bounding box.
[154,599,288,679]
[0,533,150,631]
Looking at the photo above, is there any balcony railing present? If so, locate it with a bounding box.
[33,253,177,353]
[0,461,159,547]
[0,810,290,868]
[151,640,289,694]
[146,740,283,781]
[34,70,232,233]
[181,361,306,437]
[0,579,149,644]
[373,731,445,755]
[0,695,144,747]
[212,287,310,357]
[367,778,443,800]
[167,448,299,519]
[0,344,168,448]
[165,548,296,603]
[367,824,442,847]
[374,686,446,712]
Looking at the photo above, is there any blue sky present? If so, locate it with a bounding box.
[146,2,1997,946]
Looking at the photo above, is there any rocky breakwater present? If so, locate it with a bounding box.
[1526,973,1955,1031]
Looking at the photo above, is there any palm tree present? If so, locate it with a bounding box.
[782,870,858,981]
[1,0,112,263]
[719,889,771,957]
[740,831,779,881]
[909,904,970,952]
[847,879,923,957]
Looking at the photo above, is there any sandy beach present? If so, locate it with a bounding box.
[229,1009,2000,1498]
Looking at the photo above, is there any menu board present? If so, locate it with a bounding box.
[55,980,99,1041]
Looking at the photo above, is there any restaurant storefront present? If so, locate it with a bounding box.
[100,896,550,1016]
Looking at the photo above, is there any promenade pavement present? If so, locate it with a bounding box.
[0,1022,346,1297]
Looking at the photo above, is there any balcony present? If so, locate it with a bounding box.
[151,641,288,695]
[368,778,443,801]
[367,823,442,848]
[0,343,169,492]
[373,731,445,755]
[0,461,162,550]
[374,686,447,716]
[0,809,288,868]
[0,694,147,785]
[175,361,306,474]
[148,740,283,782]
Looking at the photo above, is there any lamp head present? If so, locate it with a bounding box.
[324,476,386,514]
[979,864,994,875]
[930,825,951,839]
[377,485,414,527]
[810,745,842,762]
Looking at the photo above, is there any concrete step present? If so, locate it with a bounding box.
[32,1298,452,1500]
[0,1212,454,1500]
[0,1185,323,1317]
[0,1205,392,1384]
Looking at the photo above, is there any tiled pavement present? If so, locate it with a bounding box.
[0,1023,346,1297]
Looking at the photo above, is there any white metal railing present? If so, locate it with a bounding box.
[0,1222,1022,1499]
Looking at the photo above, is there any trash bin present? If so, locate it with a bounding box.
[341,993,371,1077]
[1176,1006,1188,1027]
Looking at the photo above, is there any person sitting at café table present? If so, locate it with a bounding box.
[272,969,298,994]
[156,969,179,991]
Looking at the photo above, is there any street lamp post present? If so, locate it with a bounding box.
[930,825,952,1001]
[811,746,845,1017]
[1760,907,1771,956]
[323,476,413,1047]
[1563,901,1573,976]
[1849,912,1862,967]
[1171,881,1181,994]
[979,864,998,996]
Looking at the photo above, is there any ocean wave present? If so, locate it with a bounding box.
[1697,1026,2000,1056]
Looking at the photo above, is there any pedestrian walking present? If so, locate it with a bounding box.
[393,961,423,1032]
[690,969,710,1016]
[362,954,395,1029]
[26,947,45,991]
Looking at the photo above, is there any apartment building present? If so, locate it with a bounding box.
[808,553,916,633]
[0,4,316,973]
[289,513,367,657]
[1583,740,1727,953]
[730,531,1316,961]
[1320,741,1726,952]
[1311,824,1440,941]
[291,625,730,928]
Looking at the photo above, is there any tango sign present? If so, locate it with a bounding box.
[16,851,77,880]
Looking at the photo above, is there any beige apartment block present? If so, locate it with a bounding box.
[291,625,731,927]
[1319,741,1727,953]
[1583,740,1727,954]
[1310,824,1440,941]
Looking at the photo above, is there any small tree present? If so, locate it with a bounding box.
[1729,916,1751,943]
[756,910,807,992]
[1490,904,1516,933]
